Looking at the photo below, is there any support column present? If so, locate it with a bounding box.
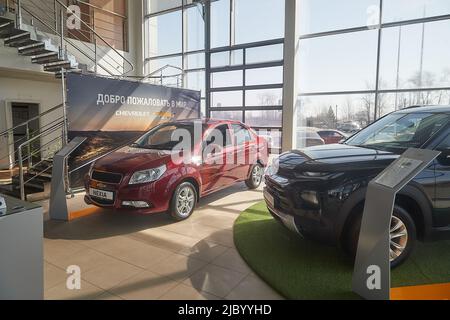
[182,0,188,88]
[205,0,211,118]
[282,0,299,152]
[129,0,145,77]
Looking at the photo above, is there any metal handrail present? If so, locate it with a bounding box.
[145,64,184,76]
[11,0,134,76]
[4,130,63,178]
[24,164,53,185]
[19,129,63,164]
[0,116,65,151]
[140,64,184,86]
[0,115,64,157]
[18,122,64,200]
[12,0,120,77]
[60,0,133,75]
[0,104,63,138]
[0,109,64,169]
[0,121,65,171]
[75,0,127,19]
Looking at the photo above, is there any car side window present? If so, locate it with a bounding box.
[436,134,450,167]
[232,124,252,146]
[437,134,450,150]
[206,124,232,148]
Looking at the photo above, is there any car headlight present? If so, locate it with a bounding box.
[129,165,167,185]
[303,171,330,177]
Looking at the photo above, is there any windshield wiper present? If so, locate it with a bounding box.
[144,144,174,150]
[131,142,177,150]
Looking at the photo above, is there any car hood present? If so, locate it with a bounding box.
[93,146,173,174]
[278,144,400,174]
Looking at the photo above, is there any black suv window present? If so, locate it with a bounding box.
[437,134,450,150]
[346,113,450,151]
[232,124,252,146]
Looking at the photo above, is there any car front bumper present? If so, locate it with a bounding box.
[84,175,171,214]
[263,175,340,246]
[264,188,302,235]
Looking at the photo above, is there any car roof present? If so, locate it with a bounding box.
[317,129,346,134]
[395,105,450,114]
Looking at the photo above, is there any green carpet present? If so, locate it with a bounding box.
[234,201,450,300]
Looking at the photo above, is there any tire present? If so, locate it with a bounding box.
[344,205,417,269]
[245,164,264,189]
[168,182,197,221]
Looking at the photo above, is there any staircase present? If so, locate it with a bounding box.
[11,159,54,199]
[0,0,134,78]
[0,15,79,77]
[0,0,134,200]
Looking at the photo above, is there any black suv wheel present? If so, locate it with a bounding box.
[344,205,417,268]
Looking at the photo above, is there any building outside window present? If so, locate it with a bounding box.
[295,0,450,148]
[143,0,285,152]
[144,0,206,114]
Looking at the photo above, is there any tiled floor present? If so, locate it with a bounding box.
[41,183,283,300]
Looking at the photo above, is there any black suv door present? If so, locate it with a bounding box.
[434,132,450,228]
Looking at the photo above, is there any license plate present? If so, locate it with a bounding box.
[89,188,114,201]
[264,191,275,208]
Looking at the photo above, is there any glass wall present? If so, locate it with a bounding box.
[295,0,450,149]
[143,0,285,151]
[144,0,206,115]
[208,0,285,152]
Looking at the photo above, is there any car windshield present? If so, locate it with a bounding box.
[345,112,449,152]
[132,123,204,151]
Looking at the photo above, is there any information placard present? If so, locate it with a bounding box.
[352,148,440,300]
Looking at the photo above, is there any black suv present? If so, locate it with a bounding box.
[264,106,450,267]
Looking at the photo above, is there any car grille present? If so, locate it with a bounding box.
[265,178,292,212]
[92,171,123,184]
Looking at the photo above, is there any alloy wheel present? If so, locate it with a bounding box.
[390,216,408,262]
[176,186,195,217]
[252,165,263,186]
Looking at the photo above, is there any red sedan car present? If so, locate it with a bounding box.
[316,129,348,145]
[84,119,268,220]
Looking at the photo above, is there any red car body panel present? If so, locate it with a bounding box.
[84,120,268,214]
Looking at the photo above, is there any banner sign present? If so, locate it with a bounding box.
[67,73,201,188]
